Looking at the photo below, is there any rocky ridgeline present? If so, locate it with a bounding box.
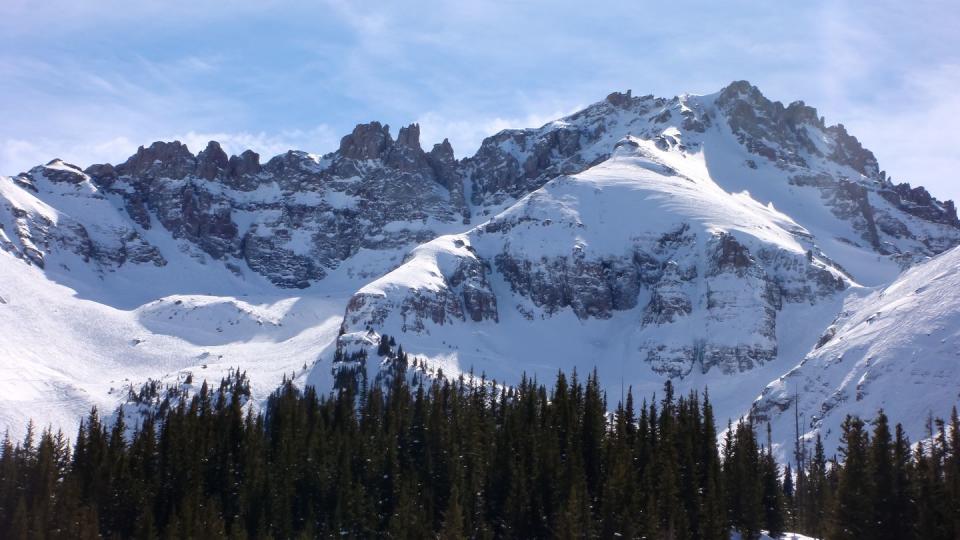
[2,122,474,287]
[3,81,958,288]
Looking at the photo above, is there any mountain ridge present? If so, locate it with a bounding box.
[1,80,958,456]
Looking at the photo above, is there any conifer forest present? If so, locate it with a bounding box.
[1,343,959,539]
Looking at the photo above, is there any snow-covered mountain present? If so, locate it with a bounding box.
[1,81,958,454]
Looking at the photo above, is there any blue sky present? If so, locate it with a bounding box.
[2,0,958,201]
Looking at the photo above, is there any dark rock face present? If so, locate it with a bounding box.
[642,261,693,325]
[40,160,87,184]
[243,229,324,288]
[63,122,475,287]
[426,139,468,220]
[196,141,230,180]
[448,254,498,322]
[230,150,261,177]
[711,233,753,274]
[879,182,959,227]
[338,122,392,160]
[641,233,782,377]
[825,123,880,179]
[717,80,880,178]
[84,163,118,188]
[495,251,645,320]
[465,122,589,205]
[117,141,197,179]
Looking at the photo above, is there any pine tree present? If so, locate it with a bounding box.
[782,462,795,526]
[802,434,829,538]
[830,415,873,540]
[725,420,762,540]
[890,423,915,540]
[868,410,898,540]
[760,424,785,538]
[946,408,960,540]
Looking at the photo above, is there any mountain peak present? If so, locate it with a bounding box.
[339,121,393,160]
[717,79,763,100]
[395,123,422,152]
[115,140,196,179]
[196,140,230,180]
[605,89,633,108]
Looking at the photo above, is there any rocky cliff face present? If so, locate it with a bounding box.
[3,122,474,288]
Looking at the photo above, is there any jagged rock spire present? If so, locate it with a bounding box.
[339,121,393,160]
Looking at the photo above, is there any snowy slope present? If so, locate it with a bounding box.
[752,244,960,458]
[0,245,349,440]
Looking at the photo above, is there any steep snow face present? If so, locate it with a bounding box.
[752,245,960,458]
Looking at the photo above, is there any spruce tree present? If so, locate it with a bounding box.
[868,410,898,540]
[830,415,873,540]
[760,425,785,538]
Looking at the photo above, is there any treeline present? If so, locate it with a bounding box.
[0,346,958,539]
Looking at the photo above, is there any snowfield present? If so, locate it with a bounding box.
[0,245,351,440]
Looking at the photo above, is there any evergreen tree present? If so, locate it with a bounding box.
[760,425,785,538]
[725,420,762,540]
[868,410,898,540]
[890,423,915,540]
[830,415,873,540]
